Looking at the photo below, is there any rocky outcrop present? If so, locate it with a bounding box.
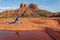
[0,2,59,17]
[0,2,40,17]
[29,3,39,11]
[0,10,17,17]
[20,2,27,8]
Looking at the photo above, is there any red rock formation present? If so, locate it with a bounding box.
[20,2,27,8]
[29,3,39,11]
[0,2,53,17]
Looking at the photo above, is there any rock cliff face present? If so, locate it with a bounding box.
[0,2,59,17]
[0,10,17,17]
[29,3,39,11]
[0,2,40,17]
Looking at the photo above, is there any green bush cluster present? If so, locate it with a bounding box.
[36,11,52,17]
[0,16,15,19]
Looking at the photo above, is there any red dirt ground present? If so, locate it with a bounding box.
[0,18,60,31]
[0,18,60,40]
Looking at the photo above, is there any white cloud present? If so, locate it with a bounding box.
[0,7,18,10]
[0,7,19,12]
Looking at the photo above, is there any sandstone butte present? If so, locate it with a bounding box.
[0,2,52,17]
[0,2,60,40]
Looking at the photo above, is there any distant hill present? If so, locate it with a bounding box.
[0,2,60,18]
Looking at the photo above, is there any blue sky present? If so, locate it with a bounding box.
[0,0,60,12]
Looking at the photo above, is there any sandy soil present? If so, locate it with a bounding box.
[0,18,60,31]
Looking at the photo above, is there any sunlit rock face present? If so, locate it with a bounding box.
[0,2,54,17]
[0,2,40,17]
[20,2,27,8]
[29,3,39,11]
